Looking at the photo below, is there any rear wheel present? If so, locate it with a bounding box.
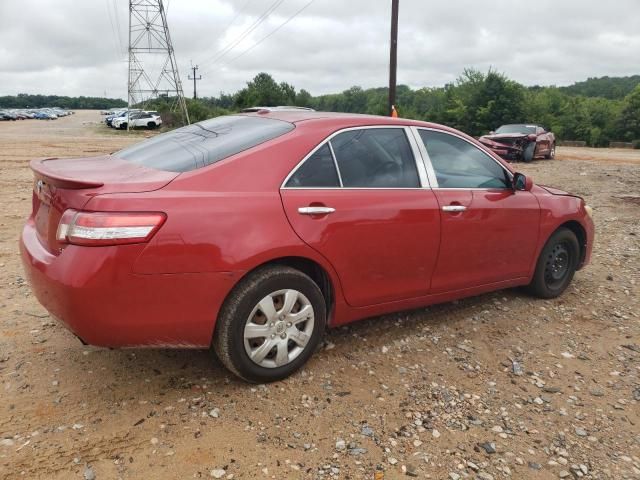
[147,122,156,129]
[527,228,579,298]
[213,265,326,383]
[545,143,556,159]
[119,123,128,130]
[523,142,536,162]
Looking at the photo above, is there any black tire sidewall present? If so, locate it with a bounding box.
[220,269,326,383]
[531,228,579,298]
[523,142,535,162]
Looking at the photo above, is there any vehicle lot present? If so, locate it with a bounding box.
[0,111,638,479]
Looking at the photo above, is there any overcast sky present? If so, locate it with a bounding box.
[1,0,639,99]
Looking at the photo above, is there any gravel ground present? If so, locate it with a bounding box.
[0,111,638,479]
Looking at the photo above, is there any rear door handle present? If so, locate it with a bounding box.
[442,205,467,212]
[298,206,336,215]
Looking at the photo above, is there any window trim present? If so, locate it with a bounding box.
[281,125,430,190]
[411,126,514,190]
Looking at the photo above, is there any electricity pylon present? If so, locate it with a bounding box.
[127,0,190,125]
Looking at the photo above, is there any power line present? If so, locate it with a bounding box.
[112,0,125,56]
[217,0,316,69]
[105,0,122,61]
[197,0,286,70]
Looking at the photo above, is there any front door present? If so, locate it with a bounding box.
[415,128,540,293]
[280,127,441,307]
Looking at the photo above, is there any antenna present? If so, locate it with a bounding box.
[127,0,189,126]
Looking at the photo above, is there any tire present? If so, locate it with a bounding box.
[147,122,156,129]
[545,143,556,159]
[120,123,127,130]
[523,142,536,162]
[527,228,580,299]
[213,265,326,383]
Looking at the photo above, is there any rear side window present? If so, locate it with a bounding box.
[286,144,340,187]
[331,129,419,188]
[116,115,294,172]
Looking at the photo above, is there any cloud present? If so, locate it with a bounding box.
[0,0,638,99]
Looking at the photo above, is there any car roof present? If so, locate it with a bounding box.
[238,110,455,132]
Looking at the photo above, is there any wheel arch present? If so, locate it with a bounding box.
[556,220,587,268]
[212,255,337,345]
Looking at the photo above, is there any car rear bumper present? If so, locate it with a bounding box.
[20,220,238,348]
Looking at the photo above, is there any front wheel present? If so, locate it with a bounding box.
[522,142,536,162]
[213,265,326,383]
[527,228,580,299]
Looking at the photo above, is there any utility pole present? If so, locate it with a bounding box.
[188,64,202,99]
[127,0,190,127]
[388,0,399,117]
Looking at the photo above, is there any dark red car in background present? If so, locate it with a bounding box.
[479,124,556,162]
[20,111,593,382]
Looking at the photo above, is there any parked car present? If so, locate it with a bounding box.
[20,112,594,383]
[113,112,162,130]
[479,124,556,162]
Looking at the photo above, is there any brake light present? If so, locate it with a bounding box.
[56,209,166,246]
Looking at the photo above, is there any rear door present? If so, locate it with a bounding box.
[280,126,441,307]
[414,128,540,293]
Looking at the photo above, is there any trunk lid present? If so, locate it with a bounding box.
[30,155,178,254]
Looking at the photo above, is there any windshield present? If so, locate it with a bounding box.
[495,124,537,134]
[116,115,294,172]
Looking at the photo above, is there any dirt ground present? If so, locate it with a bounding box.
[0,111,638,480]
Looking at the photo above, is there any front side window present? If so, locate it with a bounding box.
[330,128,420,188]
[419,130,510,189]
[285,144,340,188]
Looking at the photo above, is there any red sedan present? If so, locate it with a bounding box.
[479,124,556,162]
[20,111,594,382]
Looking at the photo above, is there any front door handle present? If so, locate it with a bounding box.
[298,206,336,215]
[442,205,467,212]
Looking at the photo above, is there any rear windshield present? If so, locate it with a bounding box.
[115,115,294,172]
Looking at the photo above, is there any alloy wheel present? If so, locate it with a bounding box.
[243,289,315,369]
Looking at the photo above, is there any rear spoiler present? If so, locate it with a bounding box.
[30,158,104,189]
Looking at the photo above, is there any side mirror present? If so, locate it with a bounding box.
[513,172,533,191]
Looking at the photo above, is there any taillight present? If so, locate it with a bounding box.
[56,209,166,246]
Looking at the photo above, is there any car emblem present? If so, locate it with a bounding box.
[36,180,44,194]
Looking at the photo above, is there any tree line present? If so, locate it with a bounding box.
[3,71,639,147]
[0,93,126,110]
[161,71,640,147]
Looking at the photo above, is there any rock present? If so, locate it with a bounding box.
[589,388,605,397]
[511,359,524,376]
[478,473,494,480]
[210,469,226,479]
[208,408,220,418]
[432,429,441,438]
[405,464,418,477]
[388,457,398,465]
[633,388,640,401]
[0,438,15,447]
[559,471,571,478]
[361,425,374,437]
[349,447,367,455]
[574,427,588,437]
[528,462,542,470]
[543,386,562,394]
[150,437,159,445]
[478,442,496,454]
[83,466,96,480]
[449,473,461,480]
[335,439,346,451]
